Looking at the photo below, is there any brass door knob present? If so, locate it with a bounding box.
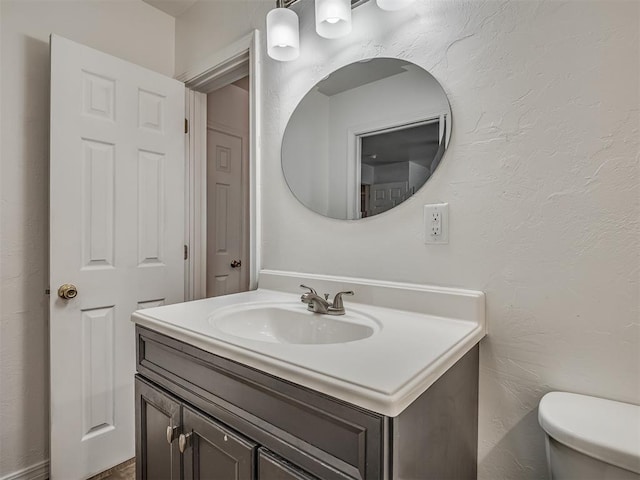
[230,260,242,268]
[57,284,78,299]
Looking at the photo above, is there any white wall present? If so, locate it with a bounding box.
[174,0,272,77]
[0,1,175,476]
[207,82,250,130]
[180,1,640,478]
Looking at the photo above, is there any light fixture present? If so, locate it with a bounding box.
[376,0,415,11]
[266,0,414,62]
[315,0,352,39]
[266,0,300,62]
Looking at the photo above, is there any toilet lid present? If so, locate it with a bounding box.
[538,392,640,475]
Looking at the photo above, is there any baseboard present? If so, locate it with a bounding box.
[0,460,49,480]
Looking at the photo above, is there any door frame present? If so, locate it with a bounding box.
[178,30,261,300]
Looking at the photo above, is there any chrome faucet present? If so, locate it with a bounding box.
[300,285,354,315]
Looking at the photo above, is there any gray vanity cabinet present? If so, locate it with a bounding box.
[135,377,312,480]
[135,325,479,480]
[135,326,384,480]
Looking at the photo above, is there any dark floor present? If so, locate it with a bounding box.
[88,459,135,480]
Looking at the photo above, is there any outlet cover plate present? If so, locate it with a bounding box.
[424,203,449,244]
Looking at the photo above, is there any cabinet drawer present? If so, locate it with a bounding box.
[137,326,385,480]
[258,448,317,480]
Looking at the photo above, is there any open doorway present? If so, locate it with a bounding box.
[182,31,260,301]
[205,78,250,297]
[356,115,446,218]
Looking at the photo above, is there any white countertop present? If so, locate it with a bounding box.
[132,270,486,417]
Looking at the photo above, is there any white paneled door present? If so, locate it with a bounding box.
[206,128,245,297]
[49,35,184,479]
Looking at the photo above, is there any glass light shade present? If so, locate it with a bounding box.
[315,0,352,39]
[376,0,415,11]
[267,8,300,61]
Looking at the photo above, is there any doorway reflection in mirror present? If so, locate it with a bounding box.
[282,58,452,220]
[358,116,446,218]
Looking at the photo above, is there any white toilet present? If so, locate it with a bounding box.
[538,392,640,479]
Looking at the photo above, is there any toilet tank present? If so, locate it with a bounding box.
[538,392,640,479]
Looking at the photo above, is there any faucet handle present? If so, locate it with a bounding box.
[331,291,354,310]
[300,284,317,295]
[300,284,318,304]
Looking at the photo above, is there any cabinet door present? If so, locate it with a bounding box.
[258,449,317,480]
[181,406,257,480]
[135,377,182,480]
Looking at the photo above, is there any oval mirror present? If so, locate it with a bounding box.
[282,58,451,220]
[282,58,452,220]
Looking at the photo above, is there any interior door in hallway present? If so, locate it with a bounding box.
[206,128,245,297]
[49,35,184,479]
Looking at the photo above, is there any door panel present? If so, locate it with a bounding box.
[50,34,184,479]
[182,406,256,480]
[368,181,409,216]
[206,129,243,297]
[81,306,116,438]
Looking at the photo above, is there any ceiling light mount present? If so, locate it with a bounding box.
[281,0,370,7]
[267,0,415,61]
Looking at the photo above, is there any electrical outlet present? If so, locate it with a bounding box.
[424,203,449,244]
[431,211,442,236]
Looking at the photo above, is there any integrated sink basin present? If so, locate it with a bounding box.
[209,302,380,345]
[131,270,486,416]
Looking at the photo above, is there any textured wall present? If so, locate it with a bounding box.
[177,1,640,477]
[174,0,272,77]
[267,3,640,478]
[0,1,174,476]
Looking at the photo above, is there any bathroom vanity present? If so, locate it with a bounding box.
[133,271,486,480]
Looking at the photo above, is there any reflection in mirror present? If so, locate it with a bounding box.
[282,58,451,220]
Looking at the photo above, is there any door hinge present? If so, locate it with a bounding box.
[184,244,188,260]
[184,118,188,134]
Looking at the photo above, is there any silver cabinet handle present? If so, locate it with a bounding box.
[166,425,179,444]
[178,432,192,453]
